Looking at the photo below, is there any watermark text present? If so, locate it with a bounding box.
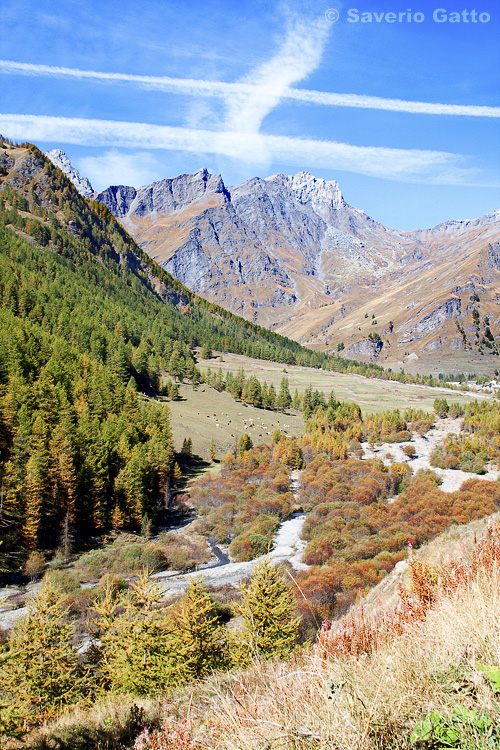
[325,8,492,23]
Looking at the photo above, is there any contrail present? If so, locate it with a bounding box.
[0,113,486,185]
[1,60,499,118]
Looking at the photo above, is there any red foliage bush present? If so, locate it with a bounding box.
[316,520,500,659]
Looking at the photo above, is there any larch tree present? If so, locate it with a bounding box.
[0,583,86,736]
[174,578,227,678]
[88,573,189,695]
[277,377,292,411]
[236,560,299,662]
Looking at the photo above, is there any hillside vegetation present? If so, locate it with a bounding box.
[0,138,337,572]
[6,515,500,749]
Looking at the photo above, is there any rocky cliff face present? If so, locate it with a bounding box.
[96,168,409,326]
[45,150,94,197]
[90,163,500,369]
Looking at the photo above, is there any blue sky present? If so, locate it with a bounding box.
[0,0,499,230]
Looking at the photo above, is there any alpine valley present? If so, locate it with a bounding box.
[48,154,500,377]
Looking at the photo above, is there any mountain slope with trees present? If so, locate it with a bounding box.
[0,137,342,573]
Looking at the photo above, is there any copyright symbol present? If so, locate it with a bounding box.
[325,8,340,22]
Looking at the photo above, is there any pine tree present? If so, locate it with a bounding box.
[168,349,184,382]
[236,560,299,662]
[267,383,277,410]
[181,437,193,457]
[109,342,130,385]
[277,377,292,411]
[244,376,262,406]
[238,433,253,457]
[88,573,189,695]
[49,424,77,525]
[22,453,45,550]
[231,367,246,399]
[0,583,86,735]
[208,437,217,462]
[174,578,227,678]
[200,343,212,359]
[171,461,183,487]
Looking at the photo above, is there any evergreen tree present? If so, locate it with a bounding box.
[171,461,183,487]
[22,453,45,550]
[174,578,227,678]
[200,343,212,359]
[277,377,292,411]
[213,368,225,392]
[231,367,246,400]
[267,383,277,410]
[0,583,86,735]
[208,437,217,462]
[181,437,193,457]
[244,376,262,407]
[88,574,189,695]
[168,349,184,382]
[236,560,299,661]
[238,433,253,457]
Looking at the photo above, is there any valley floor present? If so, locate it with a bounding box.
[1,414,492,632]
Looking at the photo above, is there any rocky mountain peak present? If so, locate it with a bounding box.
[45,149,94,198]
[97,168,230,221]
[289,171,344,210]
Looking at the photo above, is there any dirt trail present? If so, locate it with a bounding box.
[362,417,499,492]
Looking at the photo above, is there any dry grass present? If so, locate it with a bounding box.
[10,696,162,750]
[176,569,500,750]
[137,524,500,750]
[196,351,480,415]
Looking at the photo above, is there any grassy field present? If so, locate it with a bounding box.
[163,351,489,462]
[197,351,487,410]
[165,383,304,462]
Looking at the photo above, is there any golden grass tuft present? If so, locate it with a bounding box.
[15,696,162,750]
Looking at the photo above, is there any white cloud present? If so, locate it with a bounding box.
[0,113,490,185]
[223,16,330,134]
[1,58,499,118]
[77,150,161,190]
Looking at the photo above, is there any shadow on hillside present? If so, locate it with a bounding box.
[176,453,215,484]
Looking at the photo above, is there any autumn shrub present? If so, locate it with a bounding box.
[229,514,280,561]
[188,445,294,554]
[76,533,208,580]
[296,459,500,624]
[76,539,164,580]
[23,550,45,581]
[156,532,210,571]
[134,708,201,750]
[317,520,500,660]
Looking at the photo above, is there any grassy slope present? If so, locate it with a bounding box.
[34,516,500,750]
[166,383,304,461]
[166,350,487,461]
[196,351,487,412]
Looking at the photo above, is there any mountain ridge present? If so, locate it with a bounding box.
[45,151,500,374]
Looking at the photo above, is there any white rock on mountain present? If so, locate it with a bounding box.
[44,150,94,198]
